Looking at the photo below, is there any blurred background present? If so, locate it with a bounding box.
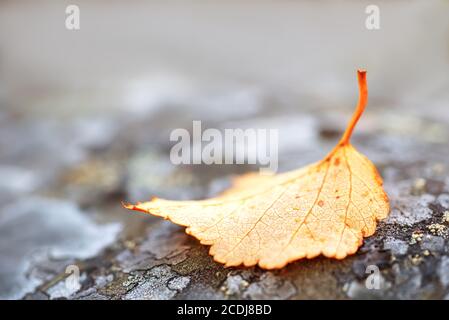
[0,0,448,299]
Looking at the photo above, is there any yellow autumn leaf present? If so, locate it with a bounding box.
[124,70,390,269]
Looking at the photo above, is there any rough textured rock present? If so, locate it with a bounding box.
[4,104,445,300]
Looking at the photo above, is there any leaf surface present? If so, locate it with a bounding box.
[124,70,390,269]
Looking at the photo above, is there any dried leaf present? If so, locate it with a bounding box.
[124,70,390,269]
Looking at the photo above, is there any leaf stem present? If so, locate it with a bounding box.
[338,69,368,145]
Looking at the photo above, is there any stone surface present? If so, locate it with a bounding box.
[0,1,448,298]
[0,98,449,299]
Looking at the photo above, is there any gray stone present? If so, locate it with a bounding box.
[437,194,449,209]
[345,276,392,300]
[243,273,296,300]
[386,194,434,226]
[383,237,409,256]
[167,276,191,291]
[0,197,121,299]
[420,235,445,253]
[124,266,189,300]
[47,273,86,299]
[437,256,449,287]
